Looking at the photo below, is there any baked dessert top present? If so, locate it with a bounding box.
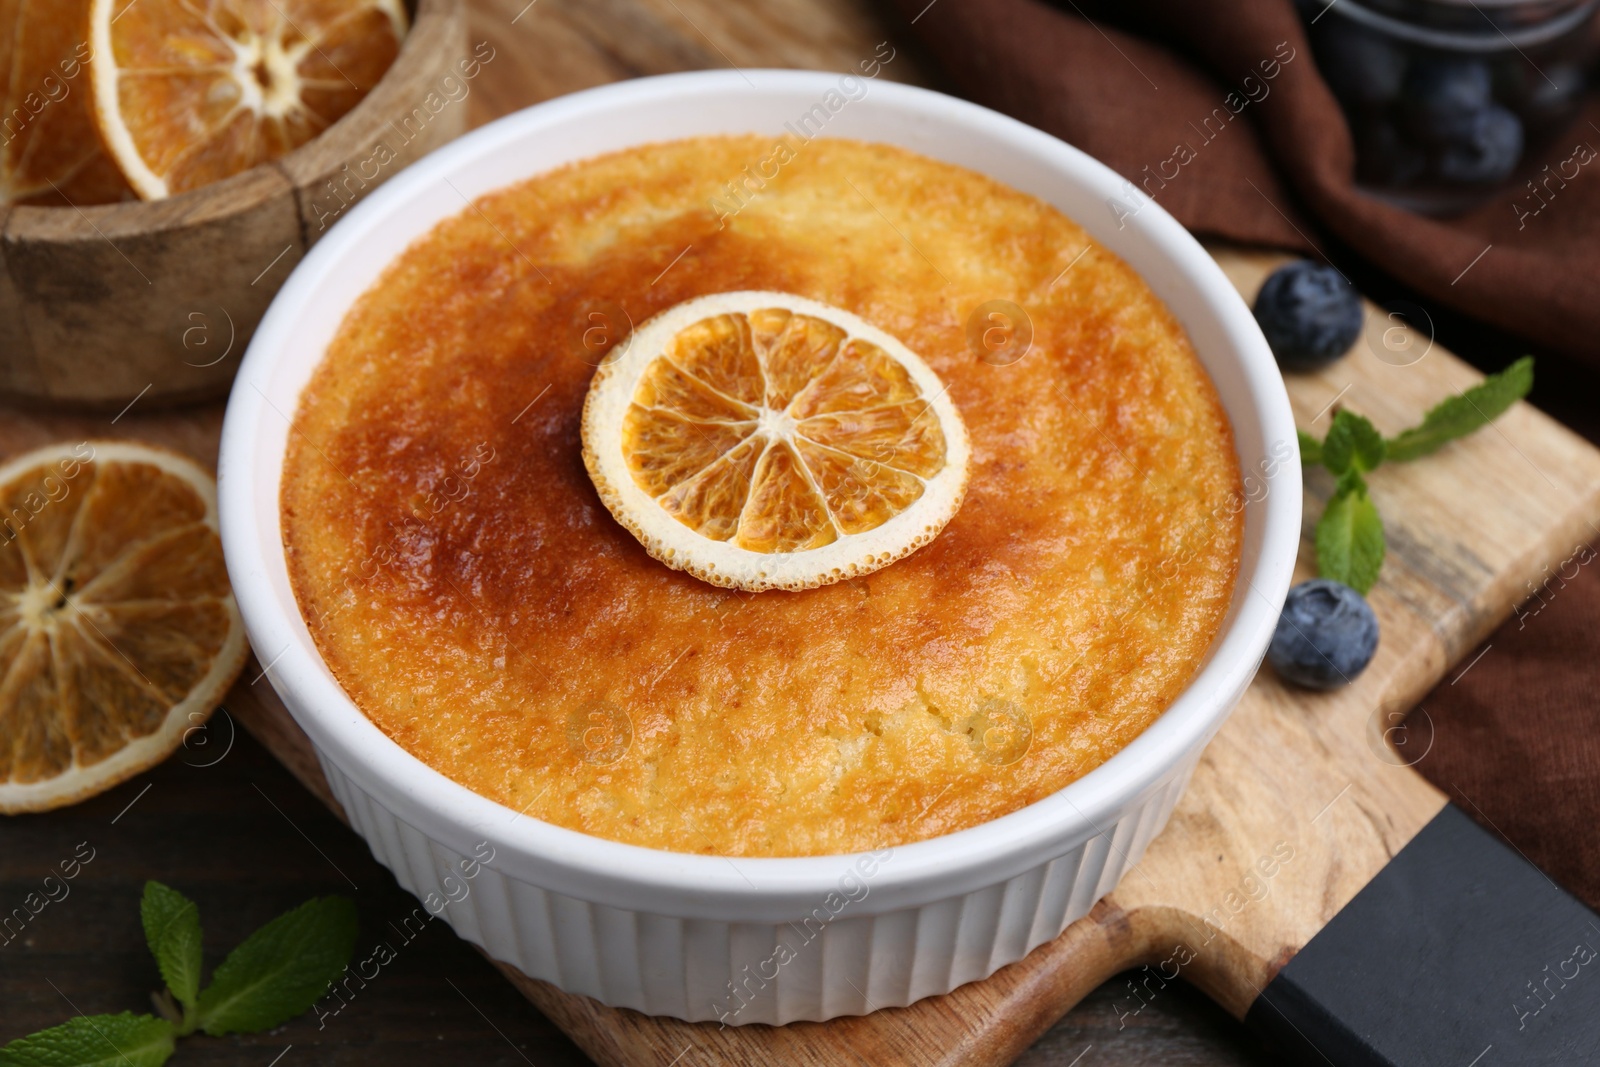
[281,135,1244,858]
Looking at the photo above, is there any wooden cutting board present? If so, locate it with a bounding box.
[6,1,1600,1063]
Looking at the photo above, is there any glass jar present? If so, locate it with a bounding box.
[1303,0,1597,214]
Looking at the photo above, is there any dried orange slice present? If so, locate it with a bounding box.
[87,0,408,200]
[582,292,971,592]
[0,0,131,205]
[0,441,247,813]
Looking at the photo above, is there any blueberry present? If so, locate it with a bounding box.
[1268,579,1379,690]
[1252,261,1364,372]
[1353,116,1426,187]
[1316,19,1408,105]
[1434,105,1523,183]
[1404,58,1492,138]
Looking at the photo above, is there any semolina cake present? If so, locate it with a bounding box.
[280,135,1244,858]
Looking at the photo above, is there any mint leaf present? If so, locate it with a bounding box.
[196,896,357,1036]
[1316,470,1385,594]
[1321,410,1386,476]
[1385,356,1533,462]
[1297,429,1322,467]
[141,883,202,1014]
[0,1014,174,1067]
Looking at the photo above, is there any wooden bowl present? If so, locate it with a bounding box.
[0,0,468,411]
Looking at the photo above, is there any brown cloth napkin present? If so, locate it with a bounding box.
[894,0,1600,907]
[1416,548,1600,910]
[893,0,1600,361]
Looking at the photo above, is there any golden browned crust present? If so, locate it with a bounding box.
[281,136,1243,858]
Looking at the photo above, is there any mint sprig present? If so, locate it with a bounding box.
[0,1014,174,1067]
[196,897,357,1036]
[1300,358,1533,593]
[1385,355,1533,462]
[0,884,356,1067]
[1297,428,1323,468]
[141,883,202,1020]
[1316,470,1385,595]
[1320,410,1386,476]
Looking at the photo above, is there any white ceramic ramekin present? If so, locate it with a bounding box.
[218,70,1300,1025]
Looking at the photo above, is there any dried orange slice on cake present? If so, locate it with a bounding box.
[0,442,247,813]
[582,292,971,592]
[87,0,408,199]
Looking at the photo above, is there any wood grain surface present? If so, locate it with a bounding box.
[5,2,1599,1066]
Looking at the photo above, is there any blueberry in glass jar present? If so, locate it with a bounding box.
[1435,104,1524,183]
[1253,261,1364,372]
[1304,0,1595,211]
[1403,57,1493,135]
[1400,57,1525,184]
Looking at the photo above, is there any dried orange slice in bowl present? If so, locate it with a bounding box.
[0,0,130,205]
[0,441,247,813]
[582,292,971,592]
[87,0,408,200]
